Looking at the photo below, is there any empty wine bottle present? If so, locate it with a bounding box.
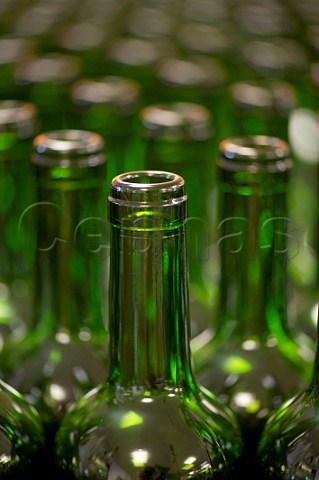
[105,36,173,106]
[14,52,81,131]
[226,79,298,140]
[193,135,313,466]
[68,75,141,187]
[0,37,36,100]
[137,102,215,338]
[257,305,319,479]
[0,100,39,352]
[2,130,109,444]
[154,55,228,146]
[54,170,244,480]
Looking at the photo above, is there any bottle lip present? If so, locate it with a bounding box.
[139,102,212,140]
[109,171,187,230]
[219,135,290,162]
[33,129,105,158]
[111,170,185,199]
[70,76,141,113]
[15,53,81,84]
[0,100,38,138]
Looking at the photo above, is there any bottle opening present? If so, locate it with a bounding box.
[0,100,38,138]
[33,129,105,158]
[109,170,187,230]
[220,135,290,161]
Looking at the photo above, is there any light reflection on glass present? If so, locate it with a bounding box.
[119,411,144,429]
[242,339,259,351]
[55,331,70,344]
[130,449,149,467]
[49,384,67,402]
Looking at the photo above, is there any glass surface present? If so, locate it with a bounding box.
[192,136,313,468]
[54,170,244,479]
[257,309,319,479]
[1,130,109,442]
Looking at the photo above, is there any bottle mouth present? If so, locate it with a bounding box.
[32,129,105,164]
[139,102,212,141]
[218,135,292,173]
[109,170,187,230]
[0,100,38,138]
[70,76,141,115]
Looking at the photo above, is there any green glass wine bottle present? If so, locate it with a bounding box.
[226,79,298,141]
[192,135,314,464]
[0,37,36,100]
[14,52,82,131]
[68,75,141,187]
[0,99,39,352]
[136,102,216,338]
[154,55,228,147]
[105,36,173,106]
[257,304,319,479]
[2,129,109,443]
[54,170,244,480]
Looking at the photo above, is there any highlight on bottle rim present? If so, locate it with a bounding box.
[33,129,105,157]
[109,170,187,230]
[218,135,292,172]
[139,102,212,140]
[0,99,38,138]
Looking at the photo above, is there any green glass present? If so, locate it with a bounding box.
[54,170,244,480]
[0,37,36,99]
[154,55,229,146]
[193,136,313,463]
[53,21,114,77]
[175,22,240,83]
[137,102,215,338]
[68,75,141,187]
[2,130,109,441]
[241,38,309,105]
[226,79,298,141]
[0,100,38,350]
[14,52,82,131]
[105,36,176,106]
[257,306,319,479]
[0,378,45,477]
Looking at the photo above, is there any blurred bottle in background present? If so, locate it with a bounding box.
[136,101,216,338]
[68,75,141,186]
[193,135,314,471]
[1,129,109,449]
[0,100,39,354]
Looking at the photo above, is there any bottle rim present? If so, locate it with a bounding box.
[219,135,290,162]
[139,102,212,141]
[109,170,187,229]
[33,129,105,157]
[111,170,185,198]
[0,100,38,138]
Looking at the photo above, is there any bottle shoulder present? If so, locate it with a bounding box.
[55,384,243,479]
[257,387,319,479]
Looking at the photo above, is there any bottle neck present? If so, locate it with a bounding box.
[33,169,108,339]
[108,223,192,389]
[216,171,291,341]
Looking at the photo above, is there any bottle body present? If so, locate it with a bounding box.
[68,75,141,186]
[257,309,319,479]
[54,170,244,479]
[3,130,109,438]
[193,136,313,457]
[0,100,38,350]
